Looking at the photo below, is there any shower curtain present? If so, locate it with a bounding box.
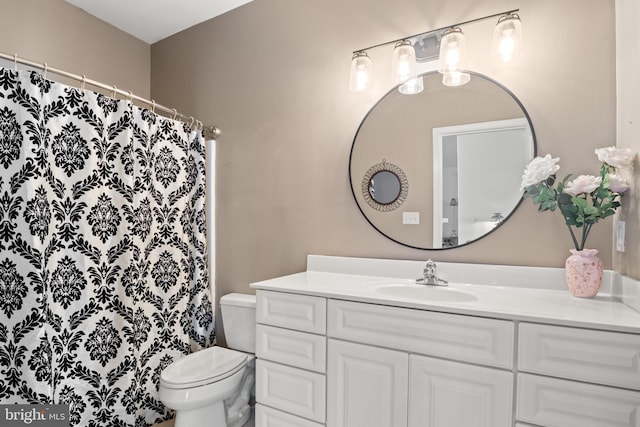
[0,67,215,426]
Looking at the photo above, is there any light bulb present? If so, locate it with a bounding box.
[349,52,372,92]
[391,40,416,84]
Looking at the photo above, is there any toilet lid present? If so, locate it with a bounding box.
[160,347,248,389]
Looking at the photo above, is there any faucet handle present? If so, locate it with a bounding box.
[425,259,437,276]
[416,259,448,286]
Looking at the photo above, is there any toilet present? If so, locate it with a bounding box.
[159,293,256,427]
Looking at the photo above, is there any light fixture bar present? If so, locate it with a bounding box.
[351,9,519,55]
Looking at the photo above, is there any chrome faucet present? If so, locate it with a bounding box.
[416,259,448,286]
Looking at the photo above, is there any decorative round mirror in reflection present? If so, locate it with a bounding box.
[349,71,536,250]
[362,160,408,212]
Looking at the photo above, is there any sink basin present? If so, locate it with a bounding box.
[372,284,478,302]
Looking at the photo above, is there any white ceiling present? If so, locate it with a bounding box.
[65,0,254,44]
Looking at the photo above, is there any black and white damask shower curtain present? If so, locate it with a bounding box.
[0,67,215,426]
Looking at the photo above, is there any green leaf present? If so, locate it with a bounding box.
[584,206,598,216]
[572,197,587,209]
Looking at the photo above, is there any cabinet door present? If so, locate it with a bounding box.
[409,354,513,427]
[327,339,408,427]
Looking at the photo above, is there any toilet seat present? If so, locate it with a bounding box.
[160,347,248,390]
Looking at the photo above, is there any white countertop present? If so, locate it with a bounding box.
[250,255,640,333]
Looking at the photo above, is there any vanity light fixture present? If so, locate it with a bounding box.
[438,27,470,87]
[492,13,522,62]
[391,40,417,85]
[348,9,521,93]
[349,51,373,92]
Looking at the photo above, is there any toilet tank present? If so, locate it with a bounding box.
[220,293,256,353]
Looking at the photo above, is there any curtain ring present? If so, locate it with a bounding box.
[80,75,86,90]
[127,91,134,102]
[196,120,203,130]
[151,100,156,113]
[111,85,117,98]
[188,117,195,128]
[13,53,18,71]
[171,108,178,120]
[43,63,48,79]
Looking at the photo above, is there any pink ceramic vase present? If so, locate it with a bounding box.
[564,249,604,298]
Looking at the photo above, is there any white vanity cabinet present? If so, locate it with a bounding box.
[516,322,640,427]
[254,287,640,427]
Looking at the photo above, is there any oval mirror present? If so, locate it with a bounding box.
[349,71,536,250]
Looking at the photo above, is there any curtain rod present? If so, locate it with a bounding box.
[0,52,221,140]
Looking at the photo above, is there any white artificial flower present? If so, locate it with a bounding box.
[608,173,630,193]
[564,175,602,196]
[595,146,634,169]
[520,154,560,191]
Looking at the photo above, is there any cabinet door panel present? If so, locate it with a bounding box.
[327,339,408,427]
[255,404,324,427]
[519,323,640,390]
[257,290,326,334]
[517,373,640,427]
[256,359,326,423]
[257,324,326,373]
[409,354,513,427]
[328,299,514,368]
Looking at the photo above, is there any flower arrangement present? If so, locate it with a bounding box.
[520,146,633,251]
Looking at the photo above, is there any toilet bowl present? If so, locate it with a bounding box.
[159,293,256,427]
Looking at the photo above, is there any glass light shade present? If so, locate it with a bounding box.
[492,13,522,62]
[349,52,373,92]
[442,71,470,87]
[399,76,424,94]
[438,27,467,75]
[391,40,416,84]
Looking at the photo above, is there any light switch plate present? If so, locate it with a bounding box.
[616,221,625,252]
[403,212,419,224]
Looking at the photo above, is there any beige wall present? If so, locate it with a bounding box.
[0,0,150,97]
[151,0,619,283]
[614,0,640,280]
[151,0,622,338]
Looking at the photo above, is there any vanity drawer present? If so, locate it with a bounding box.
[255,403,324,427]
[257,324,326,373]
[257,290,326,334]
[517,373,640,427]
[328,299,514,369]
[519,323,640,390]
[256,359,326,423]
